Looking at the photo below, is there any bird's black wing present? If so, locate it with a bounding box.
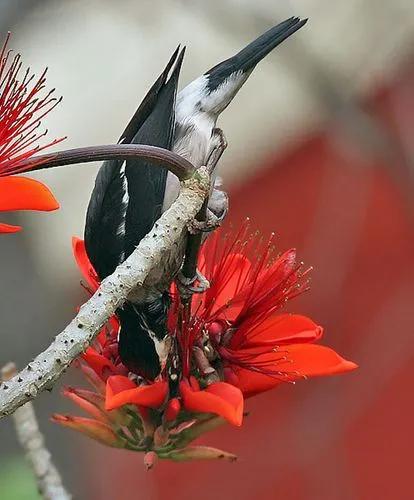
[123,48,184,260]
[84,158,126,281]
[84,48,184,281]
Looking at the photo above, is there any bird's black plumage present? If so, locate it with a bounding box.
[205,17,307,92]
[84,47,185,379]
[123,49,185,259]
[85,47,184,279]
[120,45,182,145]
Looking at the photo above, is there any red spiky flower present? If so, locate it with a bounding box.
[184,222,357,397]
[0,33,64,233]
[54,225,356,465]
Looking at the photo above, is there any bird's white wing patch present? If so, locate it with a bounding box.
[116,161,129,261]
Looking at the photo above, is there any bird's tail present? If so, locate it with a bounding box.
[120,45,185,144]
[206,17,307,83]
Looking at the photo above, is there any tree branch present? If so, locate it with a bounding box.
[1,144,195,180]
[2,363,71,500]
[0,167,210,419]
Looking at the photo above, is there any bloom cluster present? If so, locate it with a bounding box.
[0,33,62,233]
[54,223,357,465]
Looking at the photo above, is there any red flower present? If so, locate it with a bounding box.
[0,33,64,233]
[180,222,357,397]
[60,228,357,464]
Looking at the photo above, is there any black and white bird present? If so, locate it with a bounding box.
[84,17,307,381]
[85,47,186,380]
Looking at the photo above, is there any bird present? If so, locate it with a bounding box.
[84,47,186,380]
[84,16,307,381]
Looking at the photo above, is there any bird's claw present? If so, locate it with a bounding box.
[211,127,228,155]
[176,269,210,297]
[187,209,225,234]
[206,128,228,174]
[208,190,228,223]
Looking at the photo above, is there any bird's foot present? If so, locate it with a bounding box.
[210,128,228,155]
[214,127,228,149]
[176,268,210,296]
[206,128,228,174]
[187,207,226,234]
[208,188,228,223]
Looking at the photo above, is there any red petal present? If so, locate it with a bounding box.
[257,249,297,285]
[211,254,251,310]
[0,177,59,212]
[230,344,357,398]
[72,237,100,290]
[230,249,297,314]
[234,314,323,349]
[51,414,121,447]
[180,379,244,426]
[285,344,358,377]
[0,222,21,233]
[194,254,251,321]
[232,366,282,398]
[82,347,117,380]
[63,387,107,422]
[105,375,168,410]
[105,374,136,393]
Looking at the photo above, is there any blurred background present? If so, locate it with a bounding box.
[0,0,413,498]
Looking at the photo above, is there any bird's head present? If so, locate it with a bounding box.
[117,300,171,381]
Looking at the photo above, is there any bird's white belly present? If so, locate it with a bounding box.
[173,128,209,167]
[163,124,211,212]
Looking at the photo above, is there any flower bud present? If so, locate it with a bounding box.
[144,451,157,470]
